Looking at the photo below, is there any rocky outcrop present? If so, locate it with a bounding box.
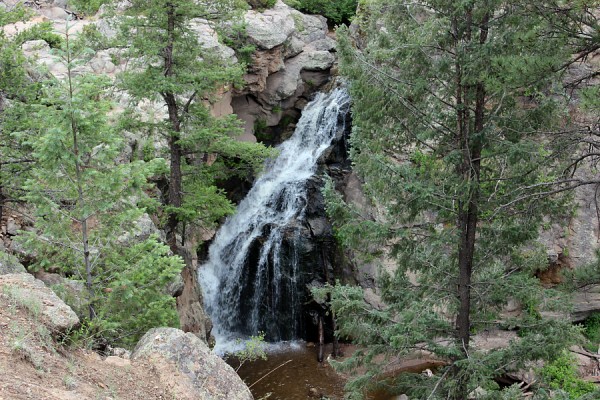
[574,285,600,321]
[0,251,27,274]
[132,328,253,400]
[0,272,79,334]
[234,1,337,140]
[32,270,87,317]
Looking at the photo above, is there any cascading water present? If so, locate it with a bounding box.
[200,87,350,353]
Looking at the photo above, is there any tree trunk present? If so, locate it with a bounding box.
[450,11,489,399]
[162,3,183,252]
[64,28,96,320]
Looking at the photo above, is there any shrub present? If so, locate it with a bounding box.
[283,0,358,25]
[539,351,597,398]
[582,312,600,352]
[93,237,184,348]
[247,0,277,11]
[69,0,110,16]
[218,21,256,66]
[14,22,64,48]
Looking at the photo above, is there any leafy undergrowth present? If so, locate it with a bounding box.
[539,351,597,399]
[582,312,600,353]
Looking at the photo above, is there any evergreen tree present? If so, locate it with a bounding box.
[16,28,183,346]
[0,4,35,225]
[117,0,272,251]
[326,1,599,398]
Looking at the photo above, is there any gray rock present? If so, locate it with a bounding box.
[0,273,80,333]
[0,251,26,275]
[39,6,69,21]
[302,51,335,71]
[245,1,296,49]
[48,0,69,8]
[117,213,163,244]
[309,38,337,52]
[284,36,305,58]
[291,11,328,44]
[165,273,184,297]
[190,19,236,62]
[94,17,120,39]
[33,271,87,317]
[132,328,253,400]
[89,50,117,74]
[6,216,19,235]
[573,284,600,321]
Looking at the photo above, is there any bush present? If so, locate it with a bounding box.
[247,0,277,11]
[284,0,358,25]
[218,22,256,66]
[69,0,110,16]
[582,312,600,352]
[14,22,64,48]
[539,351,597,398]
[93,237,185,348]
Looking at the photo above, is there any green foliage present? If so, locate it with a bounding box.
[325,0,593,398]
[231,332,268,371]
[118,0,273,235]
[61,319,100,349]
[12,30,183,349]
[0,3,30,26]
[0,6,39,227]
[253,118,270,142]
[284,0,357,24]
[78,24,121,51]
[581,312,600,352]
[539,351,597,398]
[68,0,110,16]
[95,236,184,347]
[247,0,277,11]
[218,21,256,66]
[13,21,64,48]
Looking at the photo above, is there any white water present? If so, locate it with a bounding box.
[199,88,351,354]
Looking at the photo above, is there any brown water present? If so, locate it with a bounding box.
[232,342,345,399]
[231,342,395,400]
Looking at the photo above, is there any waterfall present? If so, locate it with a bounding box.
[199,87,351,353]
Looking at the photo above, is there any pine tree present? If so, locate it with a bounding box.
[326,1,599,398]
[0,3,35,225]
[16,27,184,346]
[117,0,272,251]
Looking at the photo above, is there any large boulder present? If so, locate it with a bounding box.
[573,284,600,321]
[244,2,297,50]
[0,273,79,333]
[132,328,253,400]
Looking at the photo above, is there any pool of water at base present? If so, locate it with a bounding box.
[229,342,395,400]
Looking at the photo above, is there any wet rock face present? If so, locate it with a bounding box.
[132,328,253,400]
[238,111,351,342]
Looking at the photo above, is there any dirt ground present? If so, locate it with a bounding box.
[0,290,178,400]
